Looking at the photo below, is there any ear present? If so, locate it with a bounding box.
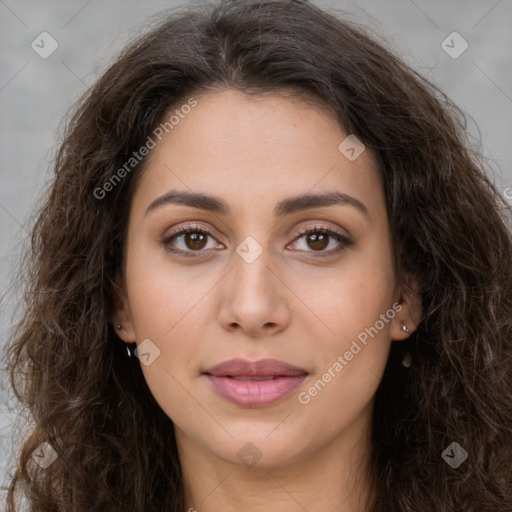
[111,269,136,343]
[390,273,422,341]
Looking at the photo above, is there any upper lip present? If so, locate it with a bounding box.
[204,358,308,377]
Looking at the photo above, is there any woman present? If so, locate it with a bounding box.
[4,0,512,510]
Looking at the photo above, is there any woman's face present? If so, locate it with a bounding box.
[113,89,419,469]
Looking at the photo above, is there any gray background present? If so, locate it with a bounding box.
[1,0,511,506]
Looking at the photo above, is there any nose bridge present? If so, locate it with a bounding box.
[232,234,275,300]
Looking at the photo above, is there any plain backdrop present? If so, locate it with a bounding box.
[1,0,511,505]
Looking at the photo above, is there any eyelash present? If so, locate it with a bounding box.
[162,223,353,258]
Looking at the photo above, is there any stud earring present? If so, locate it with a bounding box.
[402,324,410,334]
[116,324,122,330]
[402,352,412,367]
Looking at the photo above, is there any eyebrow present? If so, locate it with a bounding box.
[145,189,370,222]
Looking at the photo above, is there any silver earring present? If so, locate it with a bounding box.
[116,325,132,358]
[402,324,411,367]
[402,353,412,367]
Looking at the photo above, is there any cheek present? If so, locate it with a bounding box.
[297,240,396,349]
[126,266,206,425]
[294,239,396,400]
[123,246,208,403]
[294,283,395,437]
[125,237,210,336]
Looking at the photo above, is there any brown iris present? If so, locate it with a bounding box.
[306,232,329,251]
[185,232,208,250]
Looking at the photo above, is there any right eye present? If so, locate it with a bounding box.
[162,224,225,257]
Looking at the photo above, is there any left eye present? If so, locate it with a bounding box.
[288,227,351,254]
[162,225,352,257]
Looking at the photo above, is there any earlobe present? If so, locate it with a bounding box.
[391,275,422,340]
[111,271,136,342]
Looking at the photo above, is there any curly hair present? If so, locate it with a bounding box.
[3,0,512,510]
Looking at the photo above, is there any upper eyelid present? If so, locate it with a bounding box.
[163,223,350,251]
[164,222,347,240]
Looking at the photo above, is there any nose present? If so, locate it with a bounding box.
[217,241,291,338]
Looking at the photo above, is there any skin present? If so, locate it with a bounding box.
[113,88,421,512]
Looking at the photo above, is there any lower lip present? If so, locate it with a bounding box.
[205,374,307,407]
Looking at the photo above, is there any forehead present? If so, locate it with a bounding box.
[131,89,384,220]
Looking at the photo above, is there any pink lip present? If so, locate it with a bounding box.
[203,358,308,407]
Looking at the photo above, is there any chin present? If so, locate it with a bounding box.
[206,426,311,469]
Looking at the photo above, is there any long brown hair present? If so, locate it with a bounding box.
[3,0,512,510]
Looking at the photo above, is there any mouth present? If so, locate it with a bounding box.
[203,358,308,407]
[223,375,282,381]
